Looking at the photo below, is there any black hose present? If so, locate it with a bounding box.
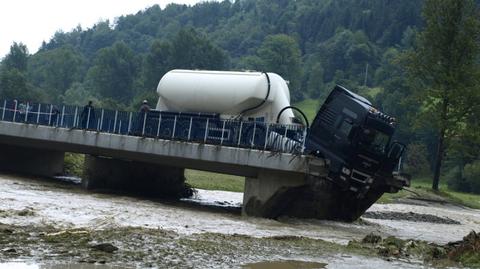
[239,72,271,117]
[276,106,309,128]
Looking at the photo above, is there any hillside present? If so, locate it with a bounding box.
[0,0,423,107]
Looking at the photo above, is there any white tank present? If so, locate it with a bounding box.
[156,69,295,124]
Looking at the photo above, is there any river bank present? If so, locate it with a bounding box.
[0,173,479,268]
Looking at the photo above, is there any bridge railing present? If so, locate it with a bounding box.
[0,99,307,154]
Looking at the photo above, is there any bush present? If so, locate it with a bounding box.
[464,160,480,194]
[447,160,480,194]
[404,143,430,175]
[64,153,85,177]
[446,166,470,192]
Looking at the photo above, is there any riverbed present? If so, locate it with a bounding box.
[0,173,478,268]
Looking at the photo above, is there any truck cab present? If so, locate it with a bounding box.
[306,85,407,196]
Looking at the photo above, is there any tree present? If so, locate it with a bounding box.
[61,82,98,106]
[86,41,139,103]
[0,68,30,100]
[143,40,172,91]
[404,0,480,190]
[2,42,28,71]
[28,45,83,102]
[256,34,302,98]
[0,42,32,100]
[169,29,227,70]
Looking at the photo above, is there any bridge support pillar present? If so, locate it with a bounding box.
[0,144,64,177]
[82,155,190,197]
[242,170,306,218]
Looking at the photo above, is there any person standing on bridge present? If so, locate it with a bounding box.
[134,100,151,134]
[139,100,151,113]
[80,101,96,129]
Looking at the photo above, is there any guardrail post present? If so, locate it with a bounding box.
[251,122,257,148]
[73,107,78,127]
[24,102,29,122]
[127,112,132,134]
[263,124,270,150]
[100,109,104,131]
[36,104,41,124]
[118,121,122,134]
[60,106,65,127]
[1,100,6,121]
[142,112,147,136]
[73,107,77,127]
[220,120,226,145]
[113,110,118,133]
[48,105,53,126]
[12,101,17,122]
[156,114,162,138]
[301,128,307,154]
[171,115,177,139]
[86,107,91,129]
[187,117,193,141]
[282,125,288,152]
[237,121,243,146]
[204,118,209,143]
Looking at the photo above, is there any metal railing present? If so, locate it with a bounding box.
[0,99,307,154]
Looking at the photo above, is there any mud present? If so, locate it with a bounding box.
[1,173,480,268]
[0,222,376,268]
[350,231,480,268]
[362,211,461,225]
[242,260,327,269]
[0,263,128,269]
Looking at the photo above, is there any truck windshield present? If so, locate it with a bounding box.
[358,128,390,155]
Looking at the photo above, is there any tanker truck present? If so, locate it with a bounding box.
[139,69,409,221]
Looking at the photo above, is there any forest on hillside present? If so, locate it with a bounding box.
[0,0,479,193]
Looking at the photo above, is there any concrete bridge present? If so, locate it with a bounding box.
[0,101,326,218]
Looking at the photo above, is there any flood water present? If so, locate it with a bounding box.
[0,173,479,268]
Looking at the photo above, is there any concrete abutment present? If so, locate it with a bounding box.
[242,170,307,218]
[82,155,191,197]
[0,143,64,177]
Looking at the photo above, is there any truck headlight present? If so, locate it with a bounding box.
[342,167,351,175]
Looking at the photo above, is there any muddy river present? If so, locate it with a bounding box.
[0,174,479,268]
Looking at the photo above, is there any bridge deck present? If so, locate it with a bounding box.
[0,121,311,177]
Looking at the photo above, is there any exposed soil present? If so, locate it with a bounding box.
[349,231,480,268]
[0,222,370,268]
[362,211,461,225]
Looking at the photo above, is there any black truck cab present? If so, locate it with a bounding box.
[306,85,407,196]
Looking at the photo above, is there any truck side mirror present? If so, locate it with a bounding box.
[387,142,406,160]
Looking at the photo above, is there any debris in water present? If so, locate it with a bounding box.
[363,211,460,224]
[361,233,382,244]
[447,231,480,266]
[0,224,13,234]
[91,243,119,253]
[16,208,36,217]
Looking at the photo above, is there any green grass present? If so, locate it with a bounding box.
[185,169,244,192]
[293,98,319,123]
[379,176,480,209]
